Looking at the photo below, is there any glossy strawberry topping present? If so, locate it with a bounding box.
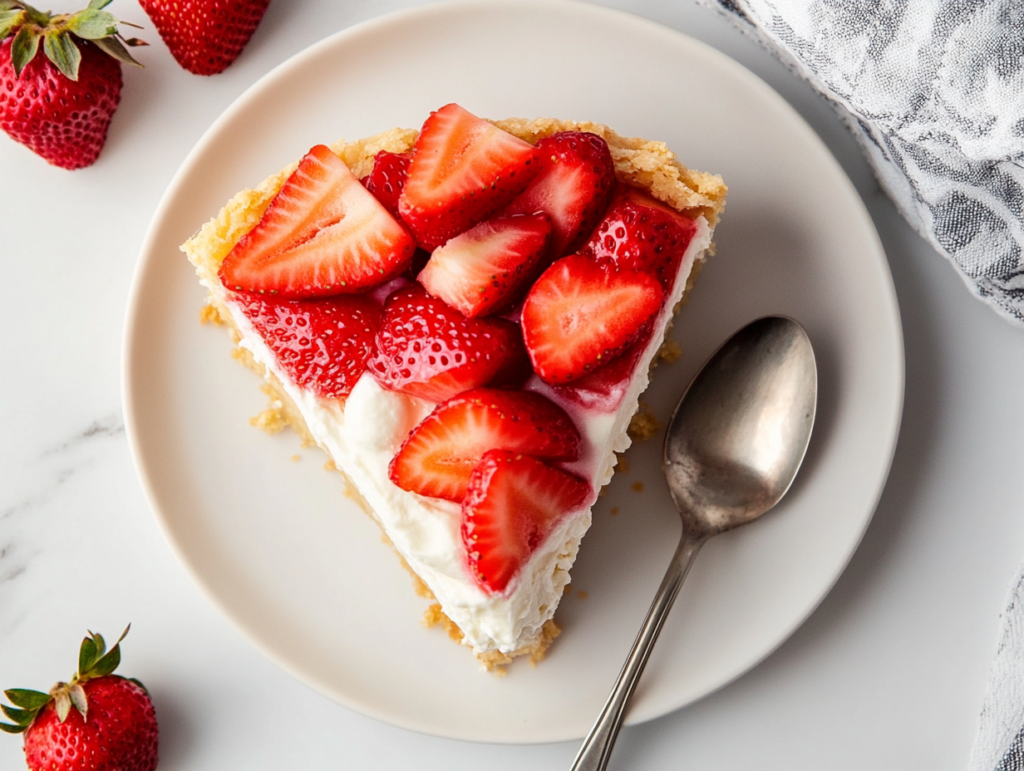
[217,108,705,595]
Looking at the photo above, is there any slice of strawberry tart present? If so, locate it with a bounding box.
[183,104,726,669]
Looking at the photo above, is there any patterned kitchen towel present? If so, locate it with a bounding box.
[968,565,1024,771]
[697,0,1024,325]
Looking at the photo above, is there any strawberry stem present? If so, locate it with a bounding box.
[0,8,26,39]
[0,0,144,79]
[0,626,131,734]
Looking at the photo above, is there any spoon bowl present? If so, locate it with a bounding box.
[571,316,817,771]
[664,316,818,536]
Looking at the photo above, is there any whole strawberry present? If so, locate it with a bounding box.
[0,0,144,169]
[1,627,159,771]
[140,0,271,75]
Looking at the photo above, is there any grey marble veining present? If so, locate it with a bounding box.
[0,414,126,622]
[40,415,125,458]
[2,413,124,523]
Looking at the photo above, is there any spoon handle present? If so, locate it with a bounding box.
[570,532,707,771]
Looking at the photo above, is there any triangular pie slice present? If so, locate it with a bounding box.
[183,105,726,670]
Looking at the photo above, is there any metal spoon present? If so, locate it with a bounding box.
[571,315,818,771]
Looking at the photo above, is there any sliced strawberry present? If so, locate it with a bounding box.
[235,292,381,399]
[389,388,581,502]
[462,450,591,594]
[521,255,663,384]
[399,104,541,250]
[368,284,528,402]
[362,150,412,219]
[219,144,416,299]
[553,331,651,412]
[418,213,552,318]
[504,131,615,259]
[579,185,698,291]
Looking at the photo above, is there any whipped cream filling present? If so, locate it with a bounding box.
[201,216,711,656]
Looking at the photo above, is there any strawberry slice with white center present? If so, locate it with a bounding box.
[462,450,591,595]
[503,131,616,259]
[368,284,530,402]
[521,254,664,384]
[361,150,412,219]
[389,388,581,502]
[399,103,541,250]
[235,292,382,399]
[219,144,416,299]
[579,185,699,290]
[418,213,552,318]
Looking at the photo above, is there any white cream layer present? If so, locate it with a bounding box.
[201,216,710,656]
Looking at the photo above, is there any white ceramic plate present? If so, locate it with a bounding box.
[123,0,903,744]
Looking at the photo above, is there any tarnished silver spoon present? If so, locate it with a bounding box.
[571,316,818,771]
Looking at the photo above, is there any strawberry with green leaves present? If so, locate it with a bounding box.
[0,0,144,169]
[1,627,159,771]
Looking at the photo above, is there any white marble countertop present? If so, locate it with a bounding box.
[3,1,1023,768]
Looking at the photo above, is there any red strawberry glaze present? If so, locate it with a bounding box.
[545,331,652,413]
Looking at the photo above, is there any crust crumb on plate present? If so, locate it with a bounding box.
[627,402,661,442]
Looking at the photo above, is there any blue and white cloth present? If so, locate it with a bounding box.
[968,566,1024,771]
[698,3,1024,768]
[699,0,1024,325]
